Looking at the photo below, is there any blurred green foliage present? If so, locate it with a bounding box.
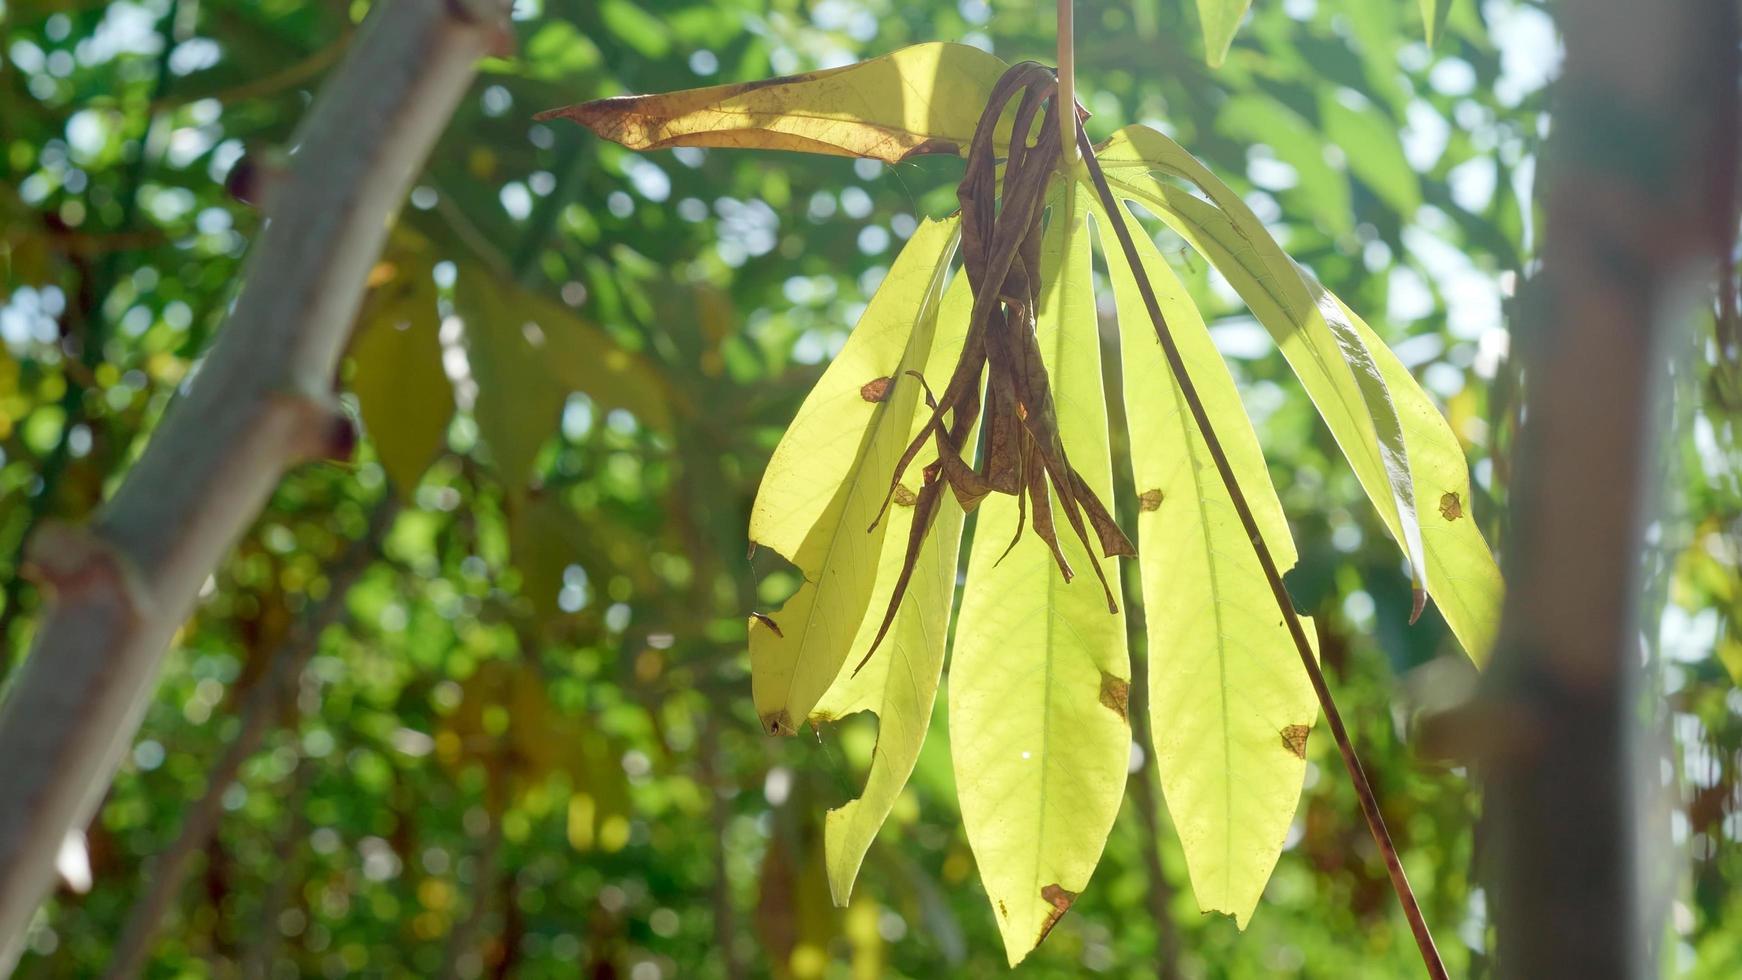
[0,0,1735,977]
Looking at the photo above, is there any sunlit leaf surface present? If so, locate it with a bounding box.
[1095,197,1317,926]
[748,217,960,735]
[810,274,976,907]
[540,43,1010,163]
[950,185,1129,966]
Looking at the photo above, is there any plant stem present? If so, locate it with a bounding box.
[1078,138,1448,980]
[0,1,509,967]
[1057,0,1077,166]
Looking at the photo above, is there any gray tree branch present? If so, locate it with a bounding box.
[0,1,509,967]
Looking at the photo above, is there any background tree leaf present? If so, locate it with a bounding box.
[348,243,453,499]
[949,184,1129,966]
[1421,0,1453,48]
[455,268,570,488]
[1319,90,1422,219]
[749,217,960,735]
[537,43,1010,163]
[1095,197,1318,927]
[1197,0,1253,67]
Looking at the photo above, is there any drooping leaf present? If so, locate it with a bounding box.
[1094,197,1318,926]
[349,246,453,499]
[1317,289,1504,659]
[809,274,976,907]
[1196,0,1252,68]
[748,217,961,735]
[949,184,1129,966]
[1093,126,1446,650]
[537,42,1011,163]
[1421,0,1453,48]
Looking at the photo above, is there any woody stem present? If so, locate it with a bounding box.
[1077,135,1448,980]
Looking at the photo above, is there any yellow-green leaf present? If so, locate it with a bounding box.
[1094,126,1450,652]
[950,183,1128,966]
[1319,290,1503,658]
[350,250,453,499]
[455,270,571,488]
[1093,196,1317,927]
[749,216,961,735]
[810,273,976,907]
[1197,0,1252,67]
[1421,0,1453,47]
[537,43,1010,163]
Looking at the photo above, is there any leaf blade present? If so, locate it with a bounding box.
[1196,0,1253,67]
[1095,126,1447,652]
[349,245,453,498]
[539,43,1010,163]
[949,184,1128,966]
[749,217,961,734]
[1092,196,1317,926]
[811,274,977,906]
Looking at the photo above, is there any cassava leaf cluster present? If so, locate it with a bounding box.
[543,40,1505,965]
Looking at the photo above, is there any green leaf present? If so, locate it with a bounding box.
[598,0,670,59]
[537,43,1011,163]
[1217,95,1353,238]
[949,183,1129,966]
[1092,196,1317,927]
[507,489,585,625]
[1196,0,1252,67]
[1421,0,1453,48]
[455,270,572,488]
[748,217,961,735]
[1094,125,1502,661]
[1320,91,1422,219]
[349,249,453,499]
[456,268,675,487]
[810,272,976,907]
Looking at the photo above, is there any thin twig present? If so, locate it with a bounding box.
[1057,1,1077,167]
[1078,135,1448,980]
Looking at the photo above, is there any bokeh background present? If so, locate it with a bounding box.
[1,0,1737,976]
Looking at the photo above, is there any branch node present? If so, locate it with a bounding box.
[23,522,150,616]
[278,389,356,463]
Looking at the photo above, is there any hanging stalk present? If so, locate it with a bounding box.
[1078,132,1449,979]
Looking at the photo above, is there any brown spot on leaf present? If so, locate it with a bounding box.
[1036,884,1078,944]
[1439,491,1462,521]
[998,899,1008,918]
[860,376,892,402]
[749,612,783,638]
[1138,488,1164,512]
[897,137,962,160]
[762,711,797,737]
[1098,672,1129,722]
[892,484,918,507]
[1280,724,1310,759]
